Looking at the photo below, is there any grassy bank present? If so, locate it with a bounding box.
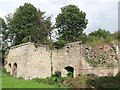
[1,68,120,89]
[2,75,55,88]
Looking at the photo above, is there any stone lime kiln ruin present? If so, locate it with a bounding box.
[5,42,119,79]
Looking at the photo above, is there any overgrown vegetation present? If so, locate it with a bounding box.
[1,68,120,88]
[85,56,99,67]
[83,29,118,46]
[88,72,120,89]
[85,56,117,68]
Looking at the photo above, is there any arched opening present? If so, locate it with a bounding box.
[65,66,74,77]
[13,63,17,68]
[8,63,11,67]
[12,63,17,77]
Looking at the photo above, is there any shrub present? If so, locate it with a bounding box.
[2,68,10,76]
[85,56,99,67]
[54,40,66,49]
[107,63,116,68]
[52,71,61,77]
[116,72,120,78]
[18,76,23,79]
[104,36,113,44]
[88,76,120,88]
[63,76,92,88]
[67,71,73,77]
[86,74,98,78]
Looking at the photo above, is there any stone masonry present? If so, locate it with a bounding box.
[4,42,119,79]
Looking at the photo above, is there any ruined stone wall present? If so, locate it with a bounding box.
[5,43,29,78]
[5,42,119,79]
[5,42,51,79]
[117,42,120,71]
[52,42,82,77]
[52,42,118,77]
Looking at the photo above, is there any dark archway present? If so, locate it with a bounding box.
[65,66,74,77]
[8,63,11,67]
[12,63,17,77]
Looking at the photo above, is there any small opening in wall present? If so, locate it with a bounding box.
[8,63,11,67]
[4,61,7,65]
[13,63,17,68]
[64,66,74,77]
[12,63,17,77]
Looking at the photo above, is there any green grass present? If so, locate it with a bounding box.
[0,70,2,89]
[2,75,55,88]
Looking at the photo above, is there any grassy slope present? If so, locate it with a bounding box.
[2,75,55,88]
[0,71,2,88]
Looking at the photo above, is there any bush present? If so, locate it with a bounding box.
[63,76,92,88]
[104,36,113,44]
[54,40,66,49]
[52,71,61,77]
[85,56,99,67]
[116,72,120,78]
[2,68,10,76]
[67,71,73,77]
[32,72,64,87]
[88,76,120,88]
[86,74,98,78]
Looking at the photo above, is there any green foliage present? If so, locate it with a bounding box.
[85,57,99,67]
[55,4,88,42]
[63,76,92,88]
[67,71,73,77]
[0,17,10,63]
[107,63,116,68]
[2,75,55,88]
[104,35,114,44]
[54,39,67,49]
[52,71,61,77]
[32,71,66,87]
[84,29,115,46]
[86,74,98,78]
[99,56,108,60]
[6,3,53,45]
[88,76,120,88]
[112,31,120,41]
[1,68,10,76]
[116,72,120,78]
[89,29,111,39]
[32,77,64,87]
[86,36,100,45]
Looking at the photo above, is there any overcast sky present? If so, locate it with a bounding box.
[0,0,119,34]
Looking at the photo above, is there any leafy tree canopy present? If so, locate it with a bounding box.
[89,29,111,39]
[55,5,88,42]
[0,17,9,50]
[112,31,120,41]
[7,3,53,45]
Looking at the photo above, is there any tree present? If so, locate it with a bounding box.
[112,31,120,41]
[0,17,9,65]
[55,5,88,42]
[89,29,111,39]
[88,29,113,44]
[7,3,53,45]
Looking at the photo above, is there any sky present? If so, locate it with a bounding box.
[0,0,119,34]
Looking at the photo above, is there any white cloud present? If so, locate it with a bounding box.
[0,0,118,33]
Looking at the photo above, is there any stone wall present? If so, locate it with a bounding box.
[117,42,120,71]
[4,42,119,79]
[5,42,51,79]
[52,42,82,77]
